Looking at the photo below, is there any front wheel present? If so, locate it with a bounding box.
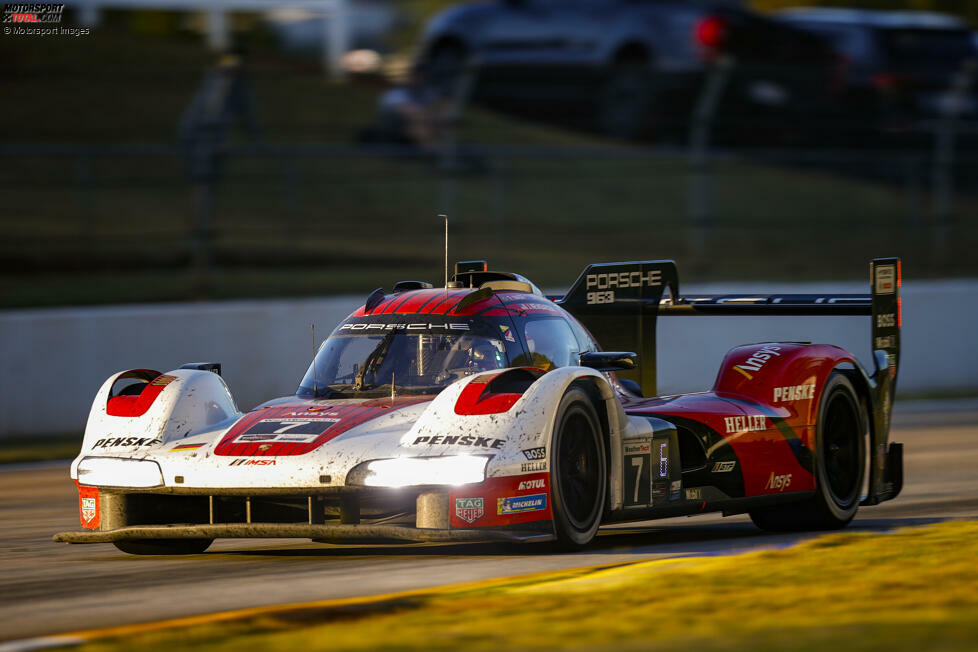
[550,387,606,550]
[750,373,866,532]
[114,538,213,555]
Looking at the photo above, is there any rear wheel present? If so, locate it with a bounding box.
[113,538,213,555]
[550,387,606,549]
[750,373,865,532]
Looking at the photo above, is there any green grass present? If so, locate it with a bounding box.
[75,520,978,651]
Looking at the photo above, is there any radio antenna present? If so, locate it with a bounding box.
[441,213,448,288]
[311,323,317,397]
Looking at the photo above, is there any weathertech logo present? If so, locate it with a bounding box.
[2,3,63,22]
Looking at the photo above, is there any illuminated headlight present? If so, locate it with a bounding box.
[77,457,164,488]
[361,455,488,488]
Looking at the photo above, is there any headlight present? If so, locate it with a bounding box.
[77,457,164,488]
[359,455,489,488]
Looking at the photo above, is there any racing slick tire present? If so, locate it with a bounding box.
[750,373,866,532]
[550,387,607,550]
[113,538,213,555]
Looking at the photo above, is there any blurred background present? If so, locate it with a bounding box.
[1,0,976,435]
[2,0,977,306]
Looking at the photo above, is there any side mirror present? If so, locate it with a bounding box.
[579,352,637,372]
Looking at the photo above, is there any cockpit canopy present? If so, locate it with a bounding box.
[297,296,599,399]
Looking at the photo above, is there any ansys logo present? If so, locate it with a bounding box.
[2,4,64,23]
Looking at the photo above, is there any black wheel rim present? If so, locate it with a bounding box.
[823,393,860,507]
[557,409,601,530]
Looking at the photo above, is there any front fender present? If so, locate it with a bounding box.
[71,368,241,479]
[403,366,619,480]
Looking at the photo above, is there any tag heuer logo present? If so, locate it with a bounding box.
[454,497,484,524]
[81,497,96,523]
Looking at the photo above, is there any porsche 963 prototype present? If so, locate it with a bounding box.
[56,258,903,554]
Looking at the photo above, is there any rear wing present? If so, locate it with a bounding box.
[556,257,901,401]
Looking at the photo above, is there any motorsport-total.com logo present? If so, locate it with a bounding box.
[3,3,92,36]
[2,3,63,23]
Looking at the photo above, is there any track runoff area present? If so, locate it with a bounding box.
[1,402,976,650]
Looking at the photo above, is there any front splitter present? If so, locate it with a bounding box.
[54,523,554,544]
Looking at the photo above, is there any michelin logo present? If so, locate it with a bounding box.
[497,494,547,515]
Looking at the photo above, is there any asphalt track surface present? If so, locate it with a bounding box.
[1,403,976,643]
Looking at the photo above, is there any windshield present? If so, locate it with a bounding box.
[298,319,515,398]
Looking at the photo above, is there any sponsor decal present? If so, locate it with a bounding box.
[413,435,504,449]
[685,488,702,500]
[733,345,782,380]
[586,269,662,291]
[624,442,651,455]
[228,458,276,466]
[499,324,516,343]
[522,447,546,460]
[875,265,896,295]
[454,497,484,524]
[766,472,792,492]
[876,313,896,328]
[670,480,682,500]
[80,497,96,523]
[234,432,321,444]
[724,415,766,434]
[236,434,276,442]
[517,478,545,491]
[276,435,320,442]
[875,335,896,350]
[170,443,204,451]
[497,493,547,515]
[712,461,736,473]
[521,461,547,472]
[93,437,159,449]
[339,322,470,332]
[773,384,815,403]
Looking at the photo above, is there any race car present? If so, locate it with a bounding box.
[55,258,903,554]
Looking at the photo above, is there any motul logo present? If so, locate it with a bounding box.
[518,478,545,491]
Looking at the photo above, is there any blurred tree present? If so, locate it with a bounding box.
[751,0,978,25]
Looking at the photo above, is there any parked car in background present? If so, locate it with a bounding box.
[777,8,978,135]
[414,0,842,141]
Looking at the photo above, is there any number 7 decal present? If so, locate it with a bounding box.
[273,421,310,434]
